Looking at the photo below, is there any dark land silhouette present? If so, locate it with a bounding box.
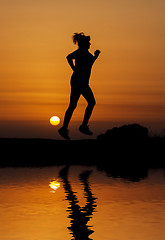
[0,123,164,181]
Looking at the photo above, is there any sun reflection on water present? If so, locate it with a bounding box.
[49,180,60,192]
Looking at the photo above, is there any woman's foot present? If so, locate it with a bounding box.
[79,125,93,135]
[58,127,70,140]
[79,170,93,182]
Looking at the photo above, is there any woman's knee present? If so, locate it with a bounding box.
[88,98,96,108]
[93,98,96,106]
[68,102,77,111]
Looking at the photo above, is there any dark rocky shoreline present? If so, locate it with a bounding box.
[0,124,164,181]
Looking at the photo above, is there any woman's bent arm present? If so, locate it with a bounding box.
[66,55,75,72]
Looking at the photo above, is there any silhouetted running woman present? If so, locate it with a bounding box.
[58,32,101,140]
[59,166,97,240]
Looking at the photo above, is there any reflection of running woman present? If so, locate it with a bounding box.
[58,32,101,140]
[59,166,97,240]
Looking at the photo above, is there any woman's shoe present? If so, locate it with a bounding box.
[79,125,93,135]
[58,127,70,140]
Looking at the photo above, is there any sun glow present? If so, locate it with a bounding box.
[49,180,60,191]
[50,116,60,126]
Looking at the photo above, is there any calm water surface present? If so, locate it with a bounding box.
[0,166,165,240]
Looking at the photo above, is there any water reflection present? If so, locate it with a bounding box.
[59,166,97,240]
[49,179,60,192]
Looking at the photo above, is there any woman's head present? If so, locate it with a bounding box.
[72,32,91,50]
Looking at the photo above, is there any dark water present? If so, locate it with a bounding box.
[0,166,165,240]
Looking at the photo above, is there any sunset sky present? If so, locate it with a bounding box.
[0,0,165,138]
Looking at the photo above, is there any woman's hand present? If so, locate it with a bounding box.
[94,50,101,58]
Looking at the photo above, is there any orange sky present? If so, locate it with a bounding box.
[0,0,165,138]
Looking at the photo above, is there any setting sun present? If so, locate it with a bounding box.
[50,116,60,126]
